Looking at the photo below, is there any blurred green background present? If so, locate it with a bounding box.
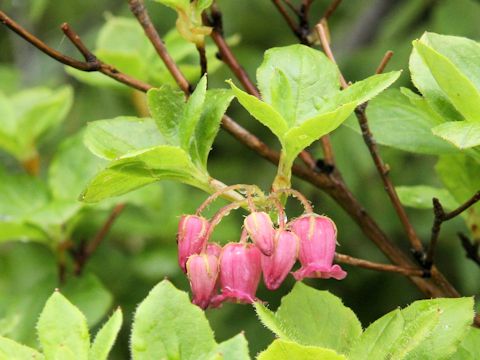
[1,0,479,358]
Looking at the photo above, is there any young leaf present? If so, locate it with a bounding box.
[432,121,480,149]
[190,89,234,168]
[0,336,44,359]
[229,81,288,139]
[0,222,48,243]
[81,145,209,203]
[345,89,456,155]
[211,333,250,360]
[413,39,480,121]
[154,0,189,11]
[396,185,459,211]
[254,282,362,355]
[257,340,346,360]
[256,45,340,124]
[131,280,216,360]
[180,75,207,151]
[84,117,165,160]
[37,292,90,360]
[89,308,123,360]
[147,85,186,145]
[450,327,480,359]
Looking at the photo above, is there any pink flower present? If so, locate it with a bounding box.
[261,230,299,290]
[205,242,222,258]
[177,215,209,273]
[186,254,219,309]
[290,214,347,281]
[212,243,262,305]
[244,212,275,256]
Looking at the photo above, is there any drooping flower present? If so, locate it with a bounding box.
[205,242,222,258]
[261,230,299,290]
[186,254,219,309]
[212,243,262,305]
[177,215,209,273]
[244,211,275,256]
[290,214,347,281]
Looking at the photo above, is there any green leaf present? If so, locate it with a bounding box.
[61,273,113,328]
[49,132,106,201]
[190,89,234,168]
[349,297,474,360]
[84,117,165,160]
[450,327,480,359]
[211,333,250,360]
[0,336,44,360]
[257,340,346,360]
[89,308,123,360]
[257,44,339,124]
[147,85,186,145]
[282,102,357,167]
[396,185,459,210]
[346,88,456,155]
[0,222,48,243]
[37,292,90,360]
[229,80,288,139]
[154,0,189,11]
[254,282,362,355]
[81,145,209,203]
[413,38,480,121]
[180,75,207,150]
[432,121,480,149]
[131,280,216,360]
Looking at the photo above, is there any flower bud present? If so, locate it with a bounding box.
[186,254,219,309]
[289,214,347,281]
[261,230,299,290]
[205,242,222,258]
[177,215,209,273]
[244,211,275,256]
[212,243,262,305]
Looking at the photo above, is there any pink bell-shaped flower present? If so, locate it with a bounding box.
[290,214,347,281]
[244,211,275,256]
[205,242,222,258]
[261,230,299,290]
[186,254,219,309]
[213,243,262,305]
[177,215,209,273]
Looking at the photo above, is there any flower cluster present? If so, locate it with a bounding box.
[177,189,346,309]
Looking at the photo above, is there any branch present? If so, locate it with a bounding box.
[426,192,480,267]
[316,21,423,254]
[335,253,428,277]
[74,204,126,275]
[271,0,300,41]
[0,11,151,92]
[458,233,480,267]
[128,0,191,93]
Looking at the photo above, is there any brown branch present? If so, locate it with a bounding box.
[458,233,480,267]
[196,44,208,76]
[1,8,460,299]
[271,0,303,43]
[74,204,126,275]
[375,50,394,74]
[323,0,342,20]
[316,21,424,255]
[335,253,427,277]
[206,10,260,97]
[128,0,191,93]
[426,192,480,267]
[0,11,151,92]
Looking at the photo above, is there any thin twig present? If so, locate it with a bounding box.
[75,204,126,275]
[316,20,424,254]
[323,0,342,20]
[205,10,260,97]
[128,0,191,93]
[335,253,427,277]
[196,44,208,76]
[0,11,151,92]
[320,136,335,166]
[375,50,394,74]
[458,233,480,267]
[271,0,301,40]
[426,192,480,267]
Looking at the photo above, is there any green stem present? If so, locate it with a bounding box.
[272,150,292,192]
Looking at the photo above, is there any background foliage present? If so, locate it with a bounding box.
[1,0,480,358]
